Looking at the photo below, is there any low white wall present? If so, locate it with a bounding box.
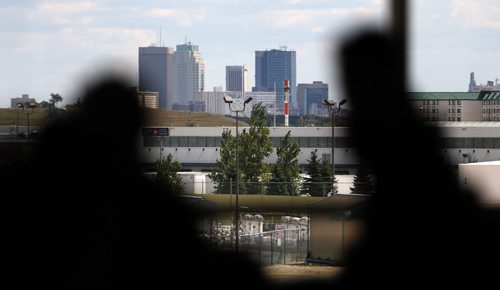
[458,161,500,204]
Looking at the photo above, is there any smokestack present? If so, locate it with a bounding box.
[284,79,289,127]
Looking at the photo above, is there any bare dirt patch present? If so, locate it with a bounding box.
[262,264,344,285]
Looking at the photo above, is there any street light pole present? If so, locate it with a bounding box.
[223,95,253,253]
[321,99,347,195]
[16,109,19,137]
[17,102,36,144]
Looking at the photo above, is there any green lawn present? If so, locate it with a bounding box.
[0,108,245,127]
[0,108,48,126]
[191,194,324,213]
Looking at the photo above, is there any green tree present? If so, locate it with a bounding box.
[38,101,50,108]
[320,159,338,195]
[155,153,184,194]
[65,98,82,109]
[302,151,337,196]
[239,103,273,194]
[50,93,63,108]
[302,151,322,196]
[268,131,301,196]
[350,166,375,195]
[208,129,240,194]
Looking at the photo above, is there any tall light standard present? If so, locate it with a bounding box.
[223,95,252,253]
[17,102,36,144]
[16,108,19,137]
[321,98,347,195]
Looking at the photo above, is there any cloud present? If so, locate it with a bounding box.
[149,7,206,27]
[311,26,327,34]
[451,0,500,29]
[38,1,97,14]
[263,7,380,28]
[53,16,93,26]
[150,8,174,17]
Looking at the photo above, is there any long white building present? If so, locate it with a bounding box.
[140,122,500,173]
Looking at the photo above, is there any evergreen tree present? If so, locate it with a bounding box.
[155,153,184,194]
[320,159,338,196]
[239,103,273,194]
[302,151,338,197]
[210,103,275,195]
[268,131,301,195]
[350,166,375,195]
[208,129,239,194]
[302,151,322,196]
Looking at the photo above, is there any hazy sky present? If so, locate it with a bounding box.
[0,0,499,107]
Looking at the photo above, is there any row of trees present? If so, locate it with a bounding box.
[208,103,374,196]
[209,103,273,195]
[154,102,374,196]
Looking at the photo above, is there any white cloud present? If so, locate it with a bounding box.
[38,1,97,14]
[263,7,380,28]
[311,26,327,34]
[53,16,93,26]
[149,7,206,28]
[150,8,174,17]
[451,0,500,29]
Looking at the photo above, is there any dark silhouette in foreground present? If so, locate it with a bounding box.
[3,79,267,289]
[5,31,500,289]
[334,31,500,289]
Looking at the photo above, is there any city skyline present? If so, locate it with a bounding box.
[254,48,297,107]
[1,0,499,107]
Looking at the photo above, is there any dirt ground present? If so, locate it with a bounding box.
[262,264,344,285]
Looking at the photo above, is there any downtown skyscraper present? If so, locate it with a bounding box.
[226,65,249,92]
[253,47,296,111]
[138,46,174,109]
[173,42,205,106]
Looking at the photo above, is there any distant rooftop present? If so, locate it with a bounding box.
[408,92,479,100]
[430,121,500,127]
[408,91,500,100]
[460,160,500,166]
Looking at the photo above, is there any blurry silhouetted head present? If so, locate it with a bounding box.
[80,77,142,152]
[35,77,143,177]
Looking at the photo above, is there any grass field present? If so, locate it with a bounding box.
[191,194,324,213]
[0,108,48,127]
[0,107,243,127]
[142,109,247,127]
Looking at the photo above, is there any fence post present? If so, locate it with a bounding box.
[210,217,213,249]
[296,229,300,263]
[258,233,262,266]
[271,231,274,265]
[283,230,286,264]
[229,179,233,249]
[216,215,219,251]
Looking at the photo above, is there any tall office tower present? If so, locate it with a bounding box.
[469,72,477,92]
[173,42,205,107]
[138,46,174,109]
[253,47,296,112]
[469,71,500,92]
[226,65,249,92]
[297,81,329,116]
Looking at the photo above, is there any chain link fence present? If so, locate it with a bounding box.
[240,229,308,266]
[201,215,310,266]
[175,180,355,196]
